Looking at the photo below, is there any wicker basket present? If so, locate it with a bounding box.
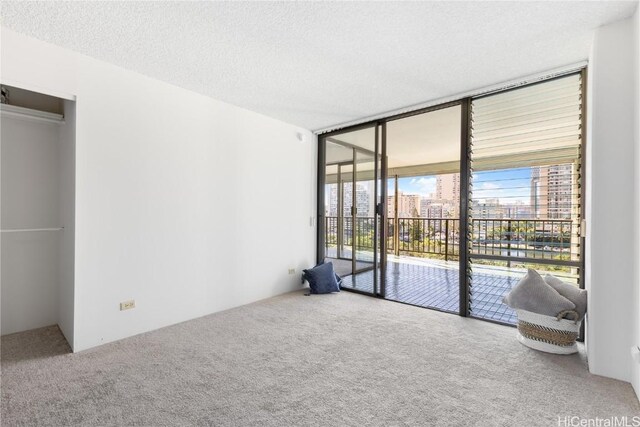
[515,309,581,355]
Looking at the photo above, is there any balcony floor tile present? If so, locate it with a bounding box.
[338,256,519,325]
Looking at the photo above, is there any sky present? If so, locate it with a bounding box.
[393,167,533,204]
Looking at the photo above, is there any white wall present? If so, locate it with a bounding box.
[586,14,638,383]
[1,116,61,335]
[58,100,75,347]
[632,4,640,401]
[1,27,316,352]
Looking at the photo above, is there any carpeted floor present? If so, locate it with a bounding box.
[1,290,638,426]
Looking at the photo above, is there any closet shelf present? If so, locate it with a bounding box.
[1,227,64,233]
[0,104,64,124]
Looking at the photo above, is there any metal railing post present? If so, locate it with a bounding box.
[325,217,329,255]
[445,219,449,262]
[506,219,512,268]
[394,175,400,257]
[395,218,400,256]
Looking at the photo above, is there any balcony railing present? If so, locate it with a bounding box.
[325,216,579,264]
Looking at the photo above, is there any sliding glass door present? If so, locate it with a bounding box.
[319,124,382,295]
[383,105,463,312]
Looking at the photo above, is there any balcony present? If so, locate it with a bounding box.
[325,216,579,324]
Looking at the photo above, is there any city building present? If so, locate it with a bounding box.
[436,173,460,207]
[531,164,577,219]
[388,191,421,218]
[327,181,374,217]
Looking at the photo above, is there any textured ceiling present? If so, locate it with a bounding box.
[1,1,637,131]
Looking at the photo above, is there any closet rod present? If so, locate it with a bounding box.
[1,227,64,233]
[0,104,65,124]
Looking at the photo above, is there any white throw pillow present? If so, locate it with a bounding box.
[503,269,575,317]
[544,274,587,320]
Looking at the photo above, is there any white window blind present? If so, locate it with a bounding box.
[468,72,584,290]
[470,74,583,171]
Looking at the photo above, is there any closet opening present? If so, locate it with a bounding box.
[1,84,76,350]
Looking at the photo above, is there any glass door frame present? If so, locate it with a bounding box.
[332,161,351,262]
[328,149,377,276]
[350,145,378,276]
[375,102,465,304]
[318,103,469,308]
[317,123,382,296]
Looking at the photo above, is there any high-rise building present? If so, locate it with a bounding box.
[472,198,504,219]
[436,174,460,204]
[504,200,532,219]
[530,167,541,217]
[388,191,421,218]
[420,197,431,218]
[349,181,376,217]
[427,203,444,218]
[530,164,576,219]
[435,173,460,217]
[327,184,338,216]
[401,193,421,218]
[326,181,375,218]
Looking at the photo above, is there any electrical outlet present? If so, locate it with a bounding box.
[288,268,296,275]
[120,300,135,311]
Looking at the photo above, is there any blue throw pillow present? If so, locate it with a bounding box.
[302,262,340,294]
[319,260,342,285]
